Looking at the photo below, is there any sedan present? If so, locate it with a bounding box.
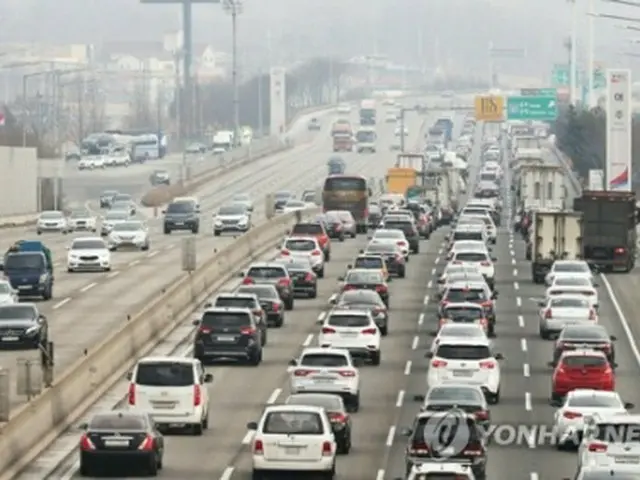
[282,200,308,214]
[430,323,489,354]
[417,383,490,429]
[538,295,596,340]
[0,303,48,349]
[552,324,617,367]
[274,257,318,298]
[363,242,406,278]
[235,284,285,327]
[67,210,98,232]
[545,260,594,286]
[107,221,150,251]
[369,229,410,258]
[110,200,136,216]
[330,289,389,335]
[322,212,346,241]
[338,269,390,306]
[99,190,118,208]
[326,210,357,238]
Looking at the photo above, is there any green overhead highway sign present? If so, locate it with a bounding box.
[552,64,569,87]
[521,88,557,97]
[507,96,558,120]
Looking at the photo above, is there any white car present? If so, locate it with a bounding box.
[67,237,111,272]
[288,347,361,411]
[0,280,18,305]
[127,356,212,434]
[437,263,484,295]
[578,413,640,468]
[394,125,408,136]
[419,383,488,415]
[385,112,397,123]
[545,285,598,308]
[100,210,130,236]
[450,250,496,289]
[406,462,477,480]
[430,323,489,353]
[538,294,596,339]
[247,404,337,477]
[77,157,98,170]
[447,239,490,257]
[449,225,488,246]
[426,337,503,404]
[369,229,409,258]
[337,103,351,114]
[318,310,381,365]
[108,221,150,251]
[282,200,309,214]
[231,193,254,212]
[280,236,325,277]
[36,210,68,234]
[213,203,251,236]
[463,213,497,244]
[67,210,97,232]
[437,302,490,335]
[553,390,632,449]
[545,260,594,286]
[109,153,130,166]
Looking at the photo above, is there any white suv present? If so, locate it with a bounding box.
[318,310,381,365]
[247,404,337,478]
[280,236,325,277]
[578,413,640,468]
[405,462,477,479]
[426,337,503,404]
[288,347,361,412]
[450,250,496,289]
[126,356,212,435]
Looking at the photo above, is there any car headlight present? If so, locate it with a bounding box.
[110,235,120,242]
[39,273,48,283]
[69,254,79,260]
[25,325,40,335]
[214,219,222,226]
[238,217,248,225]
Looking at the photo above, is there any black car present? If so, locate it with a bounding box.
[149,169,170,186]
[99,190,118,208]
[236,284,285,327]
[362,244,406,278]
[273,191,294,212]
[401,410,488,479]
[285,393,352,454]
[0,304,48,349]
[209,293,268,346]
[274,258,318,298]
[163,200,200,234]
[552,324,617,367]
[322,212,346,241]
[78,411,164,477]
[367,205,382,229]
[331,289,389,335]
[380,220,420,253]
[240,263,294,310]
[192,307,262,365]
[339,269,390,307]
[416,384,490,431]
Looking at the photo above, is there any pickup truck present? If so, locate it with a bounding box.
[1,240,54,300]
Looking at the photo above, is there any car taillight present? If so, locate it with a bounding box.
[589,309,596,320]
[322,327,336,334]
[544,309,552,319]
[138,434,155,451]
[194,384,202,406]
[311,249,322,256]
[242,277,254,285]
[80,434,95,451]
[480,318,488,327]
[462,442,484,456]
[322,440,333,455]
[199,326,212,334]
[294,369,314,376]
[252,309,262,317]
[361,328,377,334]
[338,370,356,377]
[563,410,583,419]
[397,241,406,246]
[480,261,491,266]
[272,302,280,312]
[376,285,387,293]
[588,442,608,452]
[615,247,626,254]
[475,410,489,420]
[364,208,369,218]
[432,360,447,367]
[240,326,256,335]
[479,360,495,369]
[128,383,136,405]
[280,249,290,256]
[452,261,462,265]
[254,439,264,455]
[329,412,348,423]
[373,307,385,315]
[598,343,611,352]
[319,234,328,245]
[277,278,291,287]
[409,442,430,454]
[343,284,356,290]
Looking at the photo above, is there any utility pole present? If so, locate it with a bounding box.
[257,70,263,135]
[223,0,243,146]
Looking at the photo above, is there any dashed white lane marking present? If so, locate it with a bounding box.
[220,467,234,480]
[107,271,119,278]
[513,281,520,290]
[385,426,396,446]
[525,392,532,411]
[147,251,158,258]
[396,390,405,407]
[521,338,528,352]
[317,311,326,321]
[513,268,518,276]
[516,297,522,307]
[411,336,419,350]
[241,430,254,445]
[404,360,412,375]
[53,297,71,310]
[266,388,281,404]
[376,470,385,480]
[518,315,524,327]
[418,313,424,326]
[129,259,140,266]
[427,280,432,289]
[523,363,530,377]
[423,296,429,305]
[164,244,174,250]
[431,267,436,275]
[530,473,539,480]
[302,334,314,347]
[80,282,96,293]
[511,258,516,265]
[509,249,515,256]
[434,257,440,264]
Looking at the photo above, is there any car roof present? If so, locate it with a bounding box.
[248,262,287,269]
[202,306,253,314]
[300,347,351,357]
[72,236,103,242]
[568,389,621,400]
[443,302,484,309]
[437,337,491,346]
[215,293,257,299]
[285,236,318,242]
[329,309,370,317]
[263,404,327,415]
[138,356,197,365]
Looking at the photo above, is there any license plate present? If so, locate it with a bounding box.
[18,286,30,290]
[1,336,18,341]
[216,335,235,341]
[151,402,175,409]
[174,222,184,225]
[313,377,334,383]
[453,370,472,377]
[104,439,130,447]
[615,456,640,464]
[284,447,301,455]
[341,333,357,337]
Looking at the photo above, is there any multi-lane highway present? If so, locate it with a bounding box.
[18,102,453,479]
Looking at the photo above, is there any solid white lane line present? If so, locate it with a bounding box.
[521,338,528,352]
[385,426,396,446]
[53,298,71,310]
[600,274,640,367]
[525,392,532,411]
[411,336,419,350]
[396,390,405,407]
[241,430,254,445]
[404,360,412,375]
[376,470,385,480]
[317,311,326,321]
[523,363,530,377]
[518,315,524,327]
[266,388,281,404]
[147,251,159,258]
[220,467,234,480]
[129,260,140,266]
[80,282,96,293]
[418,313,424,326]
[302,334,314,347]
[107,271,119,279]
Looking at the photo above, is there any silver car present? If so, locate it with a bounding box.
[326,210,357,238]
[101,211,130,236]
[0,280,17,305]
[67,210,97,232]
[538,294,595,339]
[107,221,150,251]
[213,203,251,236]
[36,210,68,234]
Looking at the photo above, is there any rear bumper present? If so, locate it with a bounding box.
[252,456,334,472]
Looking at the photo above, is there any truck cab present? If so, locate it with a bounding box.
[355,128,377,153]
[1,241,54,300]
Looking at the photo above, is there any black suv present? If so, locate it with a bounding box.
[382,219,420,254]
[236,284,286,327]
[99,190,118,208]
[163,200,199,234]
[192,307,262,365]
[240,263,294,310]
[401,410,488,479]
[209,293,268,345]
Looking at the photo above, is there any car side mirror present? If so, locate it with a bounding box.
[161,210,166,214]
[425,352,433,358]
[547,361,555,368]
[610,335,617,341]
[400,428,412,436]
[549,398,562,407]
[538,301,546,307]
[492,292,498,299]
[203,373,213,383]
[238,271,245,277]
[495,353,504,360]
[387,277,393,283]
[625,402,635,409]
[491,257,497,262]
[126,372,132,380]
[413,394,425,401]
[593,282,600,287]
[359,249,364,254]
[192,318,200,326]
[337,276,344,281]
[285,229,290,235]
[288,359,297,366]
[328,297,337,305]
[78,422,88,430]
[246,421,258,430]
[347,264,352,269]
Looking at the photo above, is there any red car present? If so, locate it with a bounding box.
[289,222,331,261]
[551,349,614,403]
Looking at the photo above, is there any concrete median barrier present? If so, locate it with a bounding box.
[0,208,321,479]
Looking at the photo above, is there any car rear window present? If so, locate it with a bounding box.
[346,271,383,283]
[384,221,414,233]
[236,286,279,299]
[247,267,286,279]
[412,415,480,446]
[327,314,370,327]
[446,288,488,302]
[563,356,607,368]
[201,312,251,328]
[89,415,147,430]
[300,353,349,367]
[285,239,316,251]
[443,306,483,319]
[453,231,483,241]
[263,411,324,434]
[354,257,384,269]
[135,362,194,386]
[291,223,323,235]
[214,297,256,309]
[455,252,488,262]
[551,298,589,308]
[436,345,492,360]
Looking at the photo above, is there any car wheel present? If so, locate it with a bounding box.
[371,351,381,365]
[309,289,318,299]
[191,422,203,436]
[317,267,325,278]
[284,298,294,311]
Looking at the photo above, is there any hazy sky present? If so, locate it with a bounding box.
[0,0,639,80]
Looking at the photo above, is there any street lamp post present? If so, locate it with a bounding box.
[587,0,595,108]
[223,0,243,146]
[570,0,578,105]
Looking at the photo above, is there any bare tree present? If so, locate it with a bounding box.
[126,82,154,130]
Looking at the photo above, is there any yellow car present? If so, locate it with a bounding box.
[348,254,389,280]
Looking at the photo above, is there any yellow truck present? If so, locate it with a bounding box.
[385,153,425,195]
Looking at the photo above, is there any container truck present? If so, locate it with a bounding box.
[517,164,566,211]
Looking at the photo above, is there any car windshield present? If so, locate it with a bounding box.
[286,395,342,411]
[300,353,349,367]
[453,231,484,241]
[236,286,279,299]
[166,202,193,213]
[40,211,63,220]
[89,414,146,430]
[354,257,384,269]
[247,267,286,279]
[455,252,488,262]
[440,325,485,337]
[135,362,194,386]
[113,222,143,232]
[446,288,488,302]
[443,306,483,319]
[428,386,483,403]
[4,254,44,270]
[201,312,251,328]
[436,344,492,360]
[567,395,622,408]
[72,239,105,250]
[554,262,588,273]
[448,273,484,284]
[550,297,589,308]
[219,205,245,215]
[0,306,34,319]
[214,296,255,309]
[345,271,383,283]
[327,314,370,327]
[105,212,129,221]
[263,411,323,435]
[70,211,90,218]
